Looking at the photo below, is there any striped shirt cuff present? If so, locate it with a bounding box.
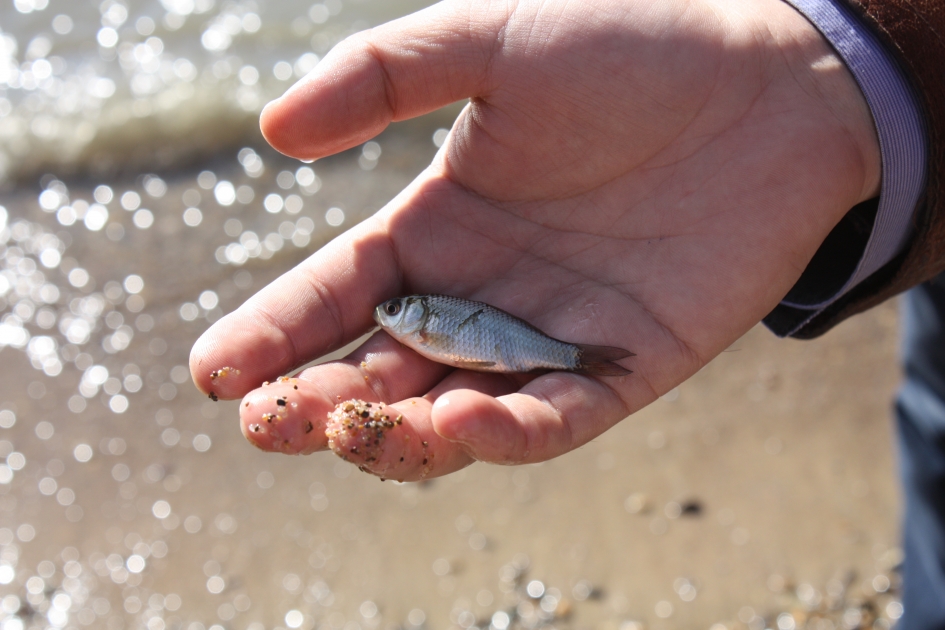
[776,0,926,328]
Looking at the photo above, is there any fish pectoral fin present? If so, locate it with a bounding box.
[455,360,496,371]
[456,308,485,332]
[417,331,447,344]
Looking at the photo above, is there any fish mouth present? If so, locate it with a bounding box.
[372,305,383,327]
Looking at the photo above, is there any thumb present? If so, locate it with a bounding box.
[260,0,503,160]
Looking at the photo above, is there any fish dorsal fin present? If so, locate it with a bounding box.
[576,344,634,377]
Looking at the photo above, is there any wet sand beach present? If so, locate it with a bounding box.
[0,1,904,629]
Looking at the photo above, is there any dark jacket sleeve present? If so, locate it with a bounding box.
[767,0,945,339]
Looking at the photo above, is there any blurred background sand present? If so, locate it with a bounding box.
[0,1,904,629]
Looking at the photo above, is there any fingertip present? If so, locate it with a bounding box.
[259,91,327,160]
[188,334,212,396]
[258,98,282,147]
[189,319,229,396]
[258,2,494,162]
[256,45,391,161]
[189,331,245,399]
[258,92,316,160]
[431,390,523,464]
[240,383,326,455]
[324,399,473,481]
[430,390,470,442]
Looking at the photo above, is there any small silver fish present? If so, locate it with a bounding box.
[373,295,633,376]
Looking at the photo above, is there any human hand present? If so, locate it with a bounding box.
[190,0,880,480]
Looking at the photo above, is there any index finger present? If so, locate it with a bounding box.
[189,216,399,399]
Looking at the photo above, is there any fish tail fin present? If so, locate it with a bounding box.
[576,344,635,377]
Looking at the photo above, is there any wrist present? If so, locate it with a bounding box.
[751,0,882,204]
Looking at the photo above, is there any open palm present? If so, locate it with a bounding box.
[190,0,879,479]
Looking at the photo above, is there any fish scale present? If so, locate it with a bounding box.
[420,295,581,372]
[373,295,634,376]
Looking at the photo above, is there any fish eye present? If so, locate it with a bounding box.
[384,301,401,316]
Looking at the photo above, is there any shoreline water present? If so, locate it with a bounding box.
[0,0,433,186]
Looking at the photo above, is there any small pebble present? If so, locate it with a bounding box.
[210,366,241,381]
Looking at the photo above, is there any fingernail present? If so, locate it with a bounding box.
[440,416,484,448]
[433,395,450,409]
